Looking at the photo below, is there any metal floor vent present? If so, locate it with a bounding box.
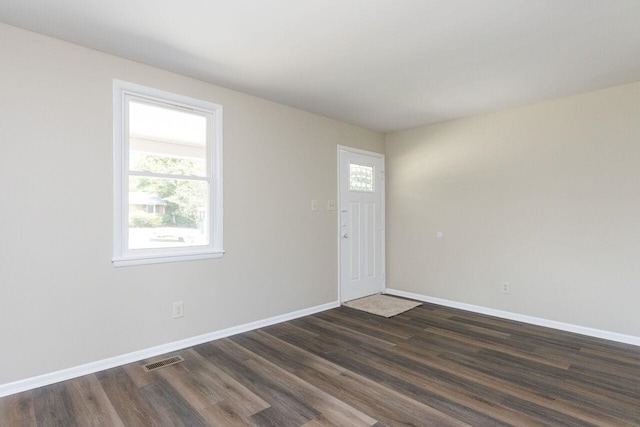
[142,355,184,372]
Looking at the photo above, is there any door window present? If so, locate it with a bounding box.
[349,163,374,192]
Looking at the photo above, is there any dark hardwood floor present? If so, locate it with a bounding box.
[2,301,640,426]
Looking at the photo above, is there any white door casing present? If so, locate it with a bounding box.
[338,146,385,302]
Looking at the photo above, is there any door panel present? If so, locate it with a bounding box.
[339,147,385,302]
[365,202,375,278]
[349,201,360,280]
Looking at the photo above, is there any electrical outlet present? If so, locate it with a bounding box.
[501,281,511,295]
[172,301,184,318]
[327,200,336,211]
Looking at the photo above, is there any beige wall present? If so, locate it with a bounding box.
[386,81,640,337]
[0,23,384,384]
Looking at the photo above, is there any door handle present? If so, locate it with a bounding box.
[342,233,349,239]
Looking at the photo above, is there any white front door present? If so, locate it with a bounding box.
[339,146,385,302]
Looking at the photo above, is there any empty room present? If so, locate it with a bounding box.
[1,1,639,426]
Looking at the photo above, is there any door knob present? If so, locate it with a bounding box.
[342,233,349,239]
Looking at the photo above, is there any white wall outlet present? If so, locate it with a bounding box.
[311,200,318,211]
[501,281,511,294]
[172,301,184,318]
[327,200,336,211]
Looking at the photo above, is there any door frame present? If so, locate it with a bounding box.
[337,145,386,303]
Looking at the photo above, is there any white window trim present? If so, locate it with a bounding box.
[112,79,224,267]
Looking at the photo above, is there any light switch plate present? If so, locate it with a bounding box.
[311,200,318,211]
[327,200,336,210]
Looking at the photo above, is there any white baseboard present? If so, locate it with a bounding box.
[0,300,339,398]
[385,288,640,347]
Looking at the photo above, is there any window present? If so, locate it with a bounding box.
[113,80,223,266]
[349,163,374,192]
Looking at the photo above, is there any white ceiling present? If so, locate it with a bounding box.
[1,0,640,132]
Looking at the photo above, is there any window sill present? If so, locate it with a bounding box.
[112,250,225,267]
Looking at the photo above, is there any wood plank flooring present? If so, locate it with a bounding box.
[2,301,640,426]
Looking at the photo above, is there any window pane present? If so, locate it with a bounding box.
[349,163,374,192]
[129,101,207,177]
[128,176,209,249]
